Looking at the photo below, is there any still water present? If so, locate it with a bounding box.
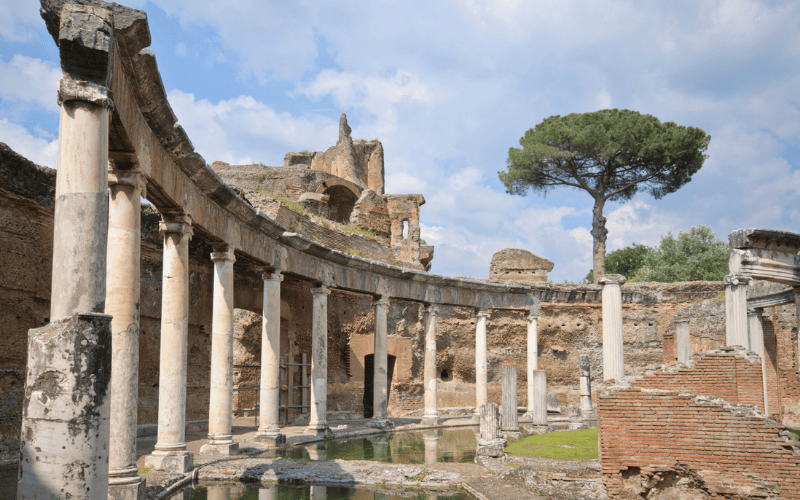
[262,428,478,464]
[185,483,473,500]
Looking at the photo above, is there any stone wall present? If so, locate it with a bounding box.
[598,350,800,499]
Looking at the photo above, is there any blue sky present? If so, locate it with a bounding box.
[2,0,800,282]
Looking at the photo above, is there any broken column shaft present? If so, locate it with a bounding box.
[528,370,548,426]
[501,364,519,432]
[579,354,594,419]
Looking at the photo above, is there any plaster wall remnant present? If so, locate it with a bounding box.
[490,248,554,282]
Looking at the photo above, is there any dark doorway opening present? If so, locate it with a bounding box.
[363,354,396,418]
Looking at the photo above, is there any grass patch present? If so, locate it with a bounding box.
[788,428,800,440]
[504,428,598,460]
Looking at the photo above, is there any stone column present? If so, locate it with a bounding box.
[256,272,285,445]
[725,274,751,349]
[107,171,146,500]
[373,296,391,422]
[794,288,800,380]
[423,429,439,464]
[476,403,506,458]
[527,370,548,426]
[599,274,626,381]
[201,246,239,455]
[422,304,440,426]
[501,364,519,433]
[526,307,540,416]
[748,309,769,416]
[579,354,595,420]
[306,285,332,436]
[145,214,194,473]
[18,7,116,498]
[676,320,691,363]
[474,310,491,421]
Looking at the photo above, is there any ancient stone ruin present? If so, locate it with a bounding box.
[2,1,800,499]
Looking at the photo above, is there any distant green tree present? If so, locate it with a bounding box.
[640,225,730,282]
[499,109,710,283]
[583,243,653,283]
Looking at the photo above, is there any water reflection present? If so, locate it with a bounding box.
[193,483,470,499]
[265,428,477,464]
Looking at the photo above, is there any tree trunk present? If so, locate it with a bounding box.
[591,198,608,283]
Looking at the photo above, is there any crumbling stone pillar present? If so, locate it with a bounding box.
[599,274,626,381]
[525,370,548,426]
[526,301,541,415]
[476,403,506,458]
[201,247,239,455]
[423,429,439,464]
[676,320,691,363]
[748,309,769,415]
[725,273,751,349]
[474,310,491,422]
[107,171,146,500]
[579,354,595,420]
[501,364,519,433]
[422,304,440,426]
[145,213,194,473]
[373,296,390,422]
[19,6,116,498]
[257,272,285,445]
[306,285,331,436]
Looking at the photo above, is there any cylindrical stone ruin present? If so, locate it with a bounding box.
[599,274,626,381]
[528,370,548,426]
[18,313,112,500]
[676,320,691,363]
[373,297,390,421]
[501,364,519,432]
[526,303,541,415]
[422,305,440,426]
[748,309,769,416]
[725,274,751,349]
[202,247,239,455]
[306,285,331,436]
[579,354,594,418]
[146,214,194,473]
[106,171,146,499]
[258,272,285,444]
[474,310,491,421]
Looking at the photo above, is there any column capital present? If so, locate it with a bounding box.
[724,273,752,286]
[311,285,331,296]
[424,304,439,316]
[58,79,114,109]
[476,309,492,319]
[159,213,193,239]
[262,271,283,283]
[598,274,626,286]
[526,313,540,322]
[373,296,391,308]
[108,169,146,197]
[211,247,236,263]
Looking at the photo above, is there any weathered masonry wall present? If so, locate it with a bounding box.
[599,389,800,499]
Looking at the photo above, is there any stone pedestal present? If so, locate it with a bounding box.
[579,354,595,421]
[202,247,239,456]
[18,314,112,500]
[257,272,286,445]
[373,297,390,423]
[501,364,519,433]
[476,403,506,458]
[107,171,147,499]
[676,320,690,364]
[524,370,547,426]
[748,309,769,416]
[145,214,194,473]
[725,274,751,349]
[526,305,540,420]
[422,305,441,426]
[306,286,332,436]
[474,310,491,422]
[600,274,626,381]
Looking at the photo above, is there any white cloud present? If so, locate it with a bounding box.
[0,119,58,168]
[0,55,61,111]
[0,0,42,42]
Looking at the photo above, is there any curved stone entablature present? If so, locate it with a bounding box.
[39,0,532,311]
[729,228,800,286]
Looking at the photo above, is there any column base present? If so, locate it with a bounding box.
[254,433,287,446]
[304,424,332,437]
[420,415,441,426]
[367,419,394,430]
[199,441,239,456]
[476,438,507,458]
[502,430,522,440]
[144,450,193,474]
[108,475,146,500]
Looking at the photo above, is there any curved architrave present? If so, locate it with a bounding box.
[60,1,535,311]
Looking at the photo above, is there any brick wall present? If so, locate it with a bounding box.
[634,350,765,412]
[599,389,800,499]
